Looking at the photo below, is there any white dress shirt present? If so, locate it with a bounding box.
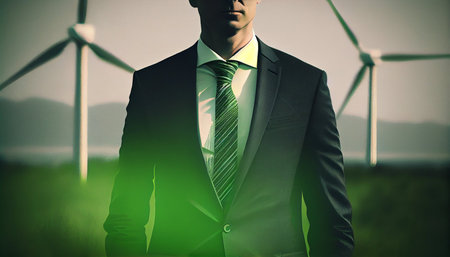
[196,35,258,175]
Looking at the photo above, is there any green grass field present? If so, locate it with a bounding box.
[0,159,448,257]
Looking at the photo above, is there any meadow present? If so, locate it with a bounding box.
[0,159,448,257]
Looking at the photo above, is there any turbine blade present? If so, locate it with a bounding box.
[78,0,88,23]
[0,39,71,91]
[88,43,135,72]
[337,65,368,118]
[326,0,361,51]
[381,53,450,62]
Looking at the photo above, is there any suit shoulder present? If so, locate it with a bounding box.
[263,46,325,88]
[134,43,197,78]
[271,47,323,76]
[259,41,327,97]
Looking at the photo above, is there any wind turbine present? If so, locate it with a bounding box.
[326,0,450,167]
[0,0,135,181]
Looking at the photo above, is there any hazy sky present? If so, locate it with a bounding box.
[0,0,449,124]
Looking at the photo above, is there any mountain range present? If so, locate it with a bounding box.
[0,97,448,163]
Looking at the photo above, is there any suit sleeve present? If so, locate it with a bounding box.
[298,71,354,257]
[103,72,154,257]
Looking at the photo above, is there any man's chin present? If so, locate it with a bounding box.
[219,21,246,36]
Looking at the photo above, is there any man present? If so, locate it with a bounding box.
[104,0,354,256]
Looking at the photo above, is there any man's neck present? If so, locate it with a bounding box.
[200,24,254,60]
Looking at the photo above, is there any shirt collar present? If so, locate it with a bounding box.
[197,33,258,68]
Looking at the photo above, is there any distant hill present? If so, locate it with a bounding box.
[337,115,450,155]
[0,97,449,162]
[0,97,125,147]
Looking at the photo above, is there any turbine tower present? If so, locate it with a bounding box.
[0,0,135,181]
[326,0,450,167]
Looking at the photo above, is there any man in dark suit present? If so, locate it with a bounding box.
[104,0,354,256]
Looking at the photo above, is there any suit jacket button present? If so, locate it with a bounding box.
[223,224,231,233]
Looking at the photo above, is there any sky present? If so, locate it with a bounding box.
[0,0,449,125]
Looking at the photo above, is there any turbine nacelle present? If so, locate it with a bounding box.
[359,49,382,66]
[68,24,95,45]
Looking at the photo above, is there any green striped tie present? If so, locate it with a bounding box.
[207,60,239,204]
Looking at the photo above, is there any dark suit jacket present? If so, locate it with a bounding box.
[104,38,354,257]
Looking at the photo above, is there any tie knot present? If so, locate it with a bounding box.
[206,60,239,84]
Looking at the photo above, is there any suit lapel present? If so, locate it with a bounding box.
[225,39,282,212]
